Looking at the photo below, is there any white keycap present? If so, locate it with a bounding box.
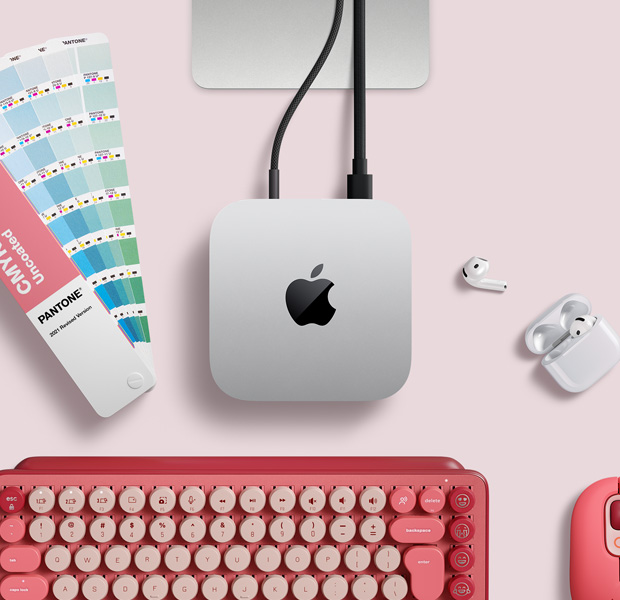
[194,546,221,572]
[359,488,386,514]
[269,517,295,543]
[239,517,266,543]
[150,487,176,514]
[231,576,259,600]
[164,546,192,572]
[58,487,85,513]
[329,517,356,543]
[299,487,326,513]
[142,575,169,600]
[59,516,86,543]
[374,547,400,573]
[321,576,348,600]
[105,546,132,572]
[74,546,101,572]
[314,546,341,573]
[134,546,161,573]
[254,546,281,573]
[224,546,252,572]
[269,487,296,514]
[172,576,199,600]
[359,517,386,543]
[119,517,146,543]
[119,487,146,513]
[381,576,407,600]
[179,487,206,514]
[262,576,288,600]
[239,487,266,513]
[150,517,176,543]
[329,488,356,514]
[292,576,318,600]
[89,487,115,513]
[29,487,55,514]
[180,517,207,543]
[45,546,72,572]
[209,487,236,513]
[202,576,228,600]
[299,517,326,543]
[209,517,236,543]
[82,575,108,600]
[112,575,140,600]
[30,517,55,542]
[284,546,312,572]
[351,576,378,600]
[90,516,117,543]
[53,575,79,600]
[344,546,372,572]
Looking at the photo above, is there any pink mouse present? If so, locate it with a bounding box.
[571,477,620,599]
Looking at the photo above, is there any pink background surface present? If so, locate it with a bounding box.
[1,1,620,598]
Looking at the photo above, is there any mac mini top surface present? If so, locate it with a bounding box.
[210,199,411,402]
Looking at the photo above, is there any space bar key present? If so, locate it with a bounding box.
[389,516,445,543]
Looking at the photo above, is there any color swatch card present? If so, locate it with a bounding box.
[0,34,155,417]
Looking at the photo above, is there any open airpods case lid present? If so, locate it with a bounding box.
[525,293,592,355]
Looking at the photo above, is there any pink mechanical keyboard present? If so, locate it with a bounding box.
[0,458,488,600]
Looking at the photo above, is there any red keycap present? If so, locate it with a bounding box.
[449,517,475,543]
[389,488,416,513]
[0,519,26,543]
[0,575,49,600]
[610,501,620,530]
[0,547,41,573]
[0,489,25,514]
[449,488,475,513]
[448,547,475,572]
[389,516,445,544]
[403,546,445,600]
[419,487,446,514]
[449,576,475,599]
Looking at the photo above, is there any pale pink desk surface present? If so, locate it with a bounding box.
[2,2,620,598]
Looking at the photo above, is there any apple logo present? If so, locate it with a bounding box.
[286,264,336,326]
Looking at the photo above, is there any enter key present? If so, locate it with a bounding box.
[403,546,445,600]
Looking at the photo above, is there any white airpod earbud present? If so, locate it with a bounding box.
[570,315,597,338]
[462,257,507,292]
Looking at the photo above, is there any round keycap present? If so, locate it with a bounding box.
[344,546,372,572]
[231,576,258,600]
[164,546,192,572]
[134,546,161,572]
[224,546,251,572]
[449,517,475,543]
[90,516,116,543]
[119,487,146,513]
[180,517,207,543]
[0,488,25,514]
[359,517,386,543]
[322,576,348,600]
[0,517,26,542]
[209,517,235,543]
[299,487,326,513]
[29,487,55,514]
[119,516,146,543]
[195,546,221,572]
[45,546,72,572]
[150,487,176,514]
[209,487,236,513]
[150,517,176,543]
[179,487,206,513]
[82,575,108,600]
[359,487,386,513]
[329,516,356,542]
[89,487,115,513]
[240,517,266,542]
[239,487,266,513]
[448,576,475,600]
[329,487,356,513]
[172,576,199,600]
[314,546,341,572]
[59,516,86,543]
[112,575,139,600]
[105,546,132,572]
[449,488,475,513]
[292,576,318,600]
[29,516,55,542]
[262,575,288,600]
[53,575,79,600]
[202,576,228,600]
[74,546,101,572]
[269,516,295,543]
[418,487,445,514]
[374,547,400,572]
[389,488,415,514]
[448,547,475,572]
[381,576,408,600]
[269,487,296,514]
[142,575,168,600]
[284,546,312,572]
[351,576,378,600]
[254,546,281,573]
[58,487,85,513]
[299,516,326,543]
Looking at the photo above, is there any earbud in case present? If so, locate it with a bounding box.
[525,293,620,392]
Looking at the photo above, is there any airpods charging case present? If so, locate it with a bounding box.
[525,293,620,392]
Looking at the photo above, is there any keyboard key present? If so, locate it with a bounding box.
[59,517,85,543]
[52,575,79,600]
[0,488,25,514]
[403,547,444,600]
[374,547,400,573]
[254,546,281,573]
[351,576,378,600]
[329,488,356,514]
[82,575,108,600]
[150,488,176,514]
[299,487,326,513]
[28,488,54,514]
[284,546,312,572]
[202,576,228,600]
[142,575,168,600]
[299,516,326,543]
[1,575,48,600]
[112,575,139,600]
[359,517,386,543]
[29,517,55,543]
[58,488,85,514]
[74,546,101,572]
[262,575,288,600]
[389,516,445,543]
[269,516,295,543]
[119,487,146,513]
[359,487,386,513]
[449,488,475,514]
[224,546,251,572]
[418,488,445,514]
[209,487,236,513]
[231,576,258,600]
[314,546,341,572]
[0,519,25,543]
[269,487,296,514]
[292,576,318,600]
[449,518,475,543]
[164,546,192,572]
[134,546,161,572]
[448,576,475,600]
[389,488,415,514]
[180,517,207,543]
[239,517,266,543]
[119,517,146,543]
[90,516,116,543]
[239,487,266,514]
[194,546,221,572]
[329,516,356,542]
[381,576,407,600]
[44,546,70,572]
[344,546,371,572]
[1,546,41,572]
[104,546,132,572]
[209,517,235,543]
[448,547,475,573]
[172,576,198,600]
[88,488,115,513]
[150,517,176,543]
[179,488,206,514]
[321,575,348,600]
